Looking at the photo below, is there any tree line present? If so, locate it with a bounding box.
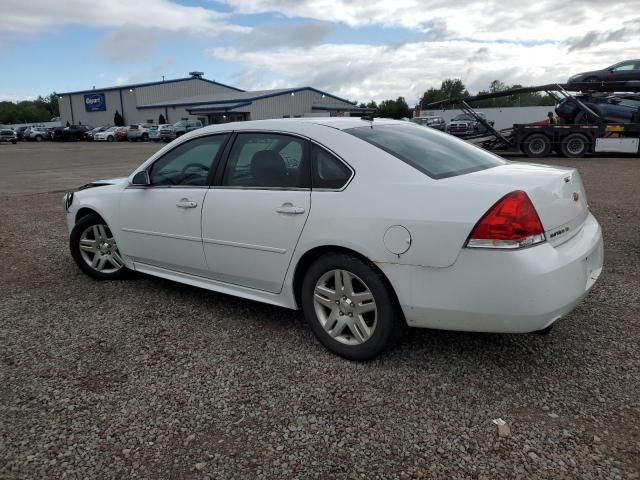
[354,78,556,119]
[0,93,60,125]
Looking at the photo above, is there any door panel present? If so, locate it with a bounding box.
[201,131,312,293]
[117,134,229,276]
[202,189,310,292]
[119,188,209,275]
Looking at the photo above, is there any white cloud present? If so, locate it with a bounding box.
[0,93,35,102]
[218,0,637,43]
[208,33,640,104]
[1,0,250,35]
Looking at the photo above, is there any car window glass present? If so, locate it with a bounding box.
[312,145,352,189]
[613,63,635,72]
[150,134,228,187]
[223,133,308,188]
[347,123,505,179]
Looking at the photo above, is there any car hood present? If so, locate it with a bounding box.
[78,177,128,190]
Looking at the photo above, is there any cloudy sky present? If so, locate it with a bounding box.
[1,0,639,104]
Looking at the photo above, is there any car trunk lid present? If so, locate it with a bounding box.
[453,162,589,247]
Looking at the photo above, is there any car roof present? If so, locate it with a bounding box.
[193,117,402,136]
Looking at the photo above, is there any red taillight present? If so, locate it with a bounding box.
[466,190,546,249]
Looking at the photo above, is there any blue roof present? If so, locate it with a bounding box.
[58,77,244,96]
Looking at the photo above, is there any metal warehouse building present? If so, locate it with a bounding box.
[58,72,364,127]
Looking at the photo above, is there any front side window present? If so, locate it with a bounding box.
[346,123,506,179]
[149,134,229,186]
[312,145,352,189]
[612,62,635,72]
[223,133,309,188]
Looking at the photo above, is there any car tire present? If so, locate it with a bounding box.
[107,135,114,142]
[521,133,551,158]
[11,140,17,144]
[301,252,403,360]
[560,133,590,158]
[141,133,149,142]
[35,135,42,142]
[70,213,128,280]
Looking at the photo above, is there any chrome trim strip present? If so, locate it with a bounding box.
[202,237,287,254]
[121,228,201,242]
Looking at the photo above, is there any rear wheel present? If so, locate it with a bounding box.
[560,133,590,158]
[301,252,402,360]
[522,133,551,158]
[107,135,114,142]
[70,213,127,280]
[35,135,43,142]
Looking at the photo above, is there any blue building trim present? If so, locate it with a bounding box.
[58,77,245,96]
[139,87,357,110]
[187,101,253,113]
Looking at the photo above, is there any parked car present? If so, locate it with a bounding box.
[0,128,17,144]
[173,119,203,137]
[15,126,29,140]
[556,93,640,124]
[26,127,50,141]
[447,112,494,136]
[411,116,447,131]
[63,125,91,141]
[127,124,152,142]
[115,127,128,142]
[568,59,640,84]
[63,118,603,360]
[85,126,108,141]
[94,126,120,142]
[49,126,65,141]
[158,124,177,142]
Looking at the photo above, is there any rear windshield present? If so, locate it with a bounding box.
[346,123,505,179]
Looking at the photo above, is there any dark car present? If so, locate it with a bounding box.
[0,128,18,144]
[63,125,91,141]
[15,126,29,140]
[568,59,640,84]
[49,126,65,141]
[556,94,640,124]
[446,112,494,136]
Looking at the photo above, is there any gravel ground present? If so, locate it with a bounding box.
[1,142,639,479]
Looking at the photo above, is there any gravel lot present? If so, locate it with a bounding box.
[1,141,639,479]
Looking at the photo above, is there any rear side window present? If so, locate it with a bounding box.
[346,123,505,179]
[312,145,352,189]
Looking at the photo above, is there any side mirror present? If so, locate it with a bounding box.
[131,170,150,186]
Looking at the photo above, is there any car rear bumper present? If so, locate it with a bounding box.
[380,212,603,333]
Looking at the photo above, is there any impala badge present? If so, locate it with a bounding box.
[573,192,580,202]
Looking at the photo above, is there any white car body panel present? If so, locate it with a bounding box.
[201,189,311,293]
[64,118,604,334]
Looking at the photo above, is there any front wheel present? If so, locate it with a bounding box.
[70,213,128,280]
[301,252,402,360]
[107,135,114,142]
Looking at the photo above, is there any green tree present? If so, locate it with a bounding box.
[158,113,166,124]
[440,79,469,99]
[377,97,411,119]
[114,110,124,126]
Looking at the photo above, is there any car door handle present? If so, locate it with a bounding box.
[276,203,305,214]
[176,199,198,209]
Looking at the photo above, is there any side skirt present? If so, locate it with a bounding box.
[133,262,296,310]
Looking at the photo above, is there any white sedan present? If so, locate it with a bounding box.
[63,118,603,360]
[94,127,119,142]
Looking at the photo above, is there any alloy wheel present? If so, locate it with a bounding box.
[78,224,124,274]
[313,269,377,345]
